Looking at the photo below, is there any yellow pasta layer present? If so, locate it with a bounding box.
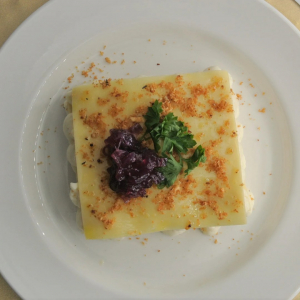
[72,71,246,239]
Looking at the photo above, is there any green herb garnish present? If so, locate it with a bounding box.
[142,100,206,188]
[144,100,163,131]
[158,155,183,188]
[182,145,206,176]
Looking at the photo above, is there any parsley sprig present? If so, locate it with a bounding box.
[142,100,206,188]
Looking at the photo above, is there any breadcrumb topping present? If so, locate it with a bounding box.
[108,104,125,117]
[258,108,266,113]
[83,112,107,139]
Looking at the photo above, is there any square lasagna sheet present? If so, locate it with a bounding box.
[72,71,246,239]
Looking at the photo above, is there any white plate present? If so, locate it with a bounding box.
[1,0,300,299]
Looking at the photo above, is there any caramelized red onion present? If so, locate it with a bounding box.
[103,124,167,201]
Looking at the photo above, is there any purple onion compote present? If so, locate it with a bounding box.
[103,124,167,202]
